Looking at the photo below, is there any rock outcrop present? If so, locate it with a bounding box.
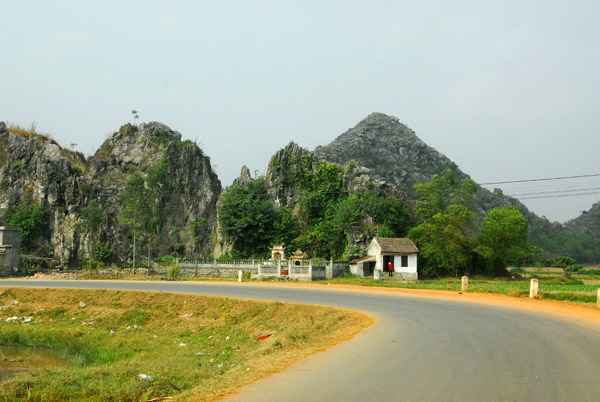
[566,201,600,238]
[315,113,466,194]
[0,122,221,267]
[266,141,411,210]
[314,112,537,222]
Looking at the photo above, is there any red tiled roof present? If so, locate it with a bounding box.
[374,237,419,253]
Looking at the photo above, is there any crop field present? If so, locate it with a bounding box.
[0,288,370,402]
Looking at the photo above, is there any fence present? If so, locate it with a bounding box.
[175,258,349,281]
[25,259,349,281]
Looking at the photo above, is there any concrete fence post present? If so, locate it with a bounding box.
[326,258,333,279]
[461,276,469,292]
[277,259,281,278]
[597,289,600,308]
[238,270,243,283]
[309,261,313,280]
[529,278,539,298]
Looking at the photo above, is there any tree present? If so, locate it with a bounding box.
[144,157,170,266]
[413,169,476,220]
[218,178,278,258]
[5,201,50,251]
[79,199,104,269]
[409,205,475,277]
[120,171,146,268]
[409,171,477,277]
[552,256,582,279]
[361,193,409,237]
[476,206,535,275]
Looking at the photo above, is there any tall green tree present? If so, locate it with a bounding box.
[409,205,476,277]
[144,157,170,266]
[476,206,536,275]
[119,171,146,268]
[409,170,477,277]
[413,169,476,220]
[218,178,278,258]
[79,199,104,269]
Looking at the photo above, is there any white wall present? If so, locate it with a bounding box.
[393,255,417,273]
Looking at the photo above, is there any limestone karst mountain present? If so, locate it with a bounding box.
[313,112,537,221]
[1,113,598,267]
[0,122,221,267]
[314,112,467,196]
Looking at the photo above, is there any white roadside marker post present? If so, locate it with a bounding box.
[529,278,539,298]
[461,276,468,292]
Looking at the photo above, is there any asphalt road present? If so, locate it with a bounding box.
[2,280,600,401]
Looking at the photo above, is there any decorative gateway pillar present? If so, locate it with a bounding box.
[0,227,22,276]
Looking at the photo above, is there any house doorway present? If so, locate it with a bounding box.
[363,262,374,276]
[383,255,393,272]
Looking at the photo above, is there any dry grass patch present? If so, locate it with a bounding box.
[0,288,370,402]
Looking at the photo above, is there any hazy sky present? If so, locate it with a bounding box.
[2,1,599,223]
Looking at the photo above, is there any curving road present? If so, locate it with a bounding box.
[2,280,600,401]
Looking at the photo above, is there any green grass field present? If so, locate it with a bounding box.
[0,288,369,402]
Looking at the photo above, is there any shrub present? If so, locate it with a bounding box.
[168,265,181,279]
[5,201,50,251]
[94,242,113,263]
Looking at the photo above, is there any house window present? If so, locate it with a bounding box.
[401,255,408,267]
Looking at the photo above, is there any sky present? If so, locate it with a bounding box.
[1,0,599,223]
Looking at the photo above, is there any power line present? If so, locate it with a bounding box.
[503,187,600,197]
[479,173,600,186]
[517,190,600,200]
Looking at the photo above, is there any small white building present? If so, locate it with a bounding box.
[350,237,419,280]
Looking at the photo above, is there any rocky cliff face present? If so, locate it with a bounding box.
[566,201,600,238]
[0,122,221,267]
[266,141,412,210]
[315,113,466,194]
[314,112,537,221]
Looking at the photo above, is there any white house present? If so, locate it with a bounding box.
[350,237,419,280]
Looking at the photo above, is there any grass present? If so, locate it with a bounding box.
[0,288,370,402]
[319,268,600,305]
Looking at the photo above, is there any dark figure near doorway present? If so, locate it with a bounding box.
[388,261,393,276]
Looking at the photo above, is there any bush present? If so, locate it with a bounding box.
[154,256,176,264]
[5,201,50,251]
[168,265,180,279]
[94,242,113,263]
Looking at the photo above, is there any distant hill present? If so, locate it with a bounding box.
[313,113,600,263]
[566,201,600,239]
[314,112,536,220]
[315,113,466,195]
